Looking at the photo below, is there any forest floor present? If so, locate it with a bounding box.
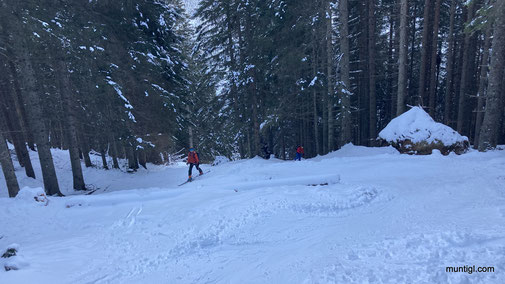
[1,144,505,283]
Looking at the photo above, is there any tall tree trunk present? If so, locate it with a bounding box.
[100,148,109,170]
[0,105,22,167]
[368,0,377,145]
[126,144,137,171]
[396,0,409,116]
[358,0,369,145]
[134,148,140,169]
[388,4,396,119]
[326,0,335,151]
[457,1,477,133]
[478,0,505,151]
[418,0,432,106]
[304,103,310,156]
[106,103,120,169]
[7,61,36,151]
[0,129,19,198]
[322,94,328,154]
[186,105,194,148]
[312,44,321,155]
[0,1,61,194]
[17,50,62,196]
[58,121,66,149]
[78,130,93,168]
[138,148,147,169]
[428,0,442,117]
[246,131,252,158]
[281,126,286,160]
[251,89,261,157]
[225,2,242,154]
[453,27,465,129]
[0,82,35,178]
[0,58,22,166]
[339,0,352,146]
[109,133,120,169]
[473,26,492,148]
[243,6,261,157]
[408,1,418,105]
[444,0,457,125]
[58,61,85,191]
[1,109,35,179]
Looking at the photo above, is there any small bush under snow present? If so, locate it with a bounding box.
[1,244,19,258]
[15,187,49,205]
[378,107,469,155]
[2,243,28,271]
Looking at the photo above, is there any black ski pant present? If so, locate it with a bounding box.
[188,163,202,176]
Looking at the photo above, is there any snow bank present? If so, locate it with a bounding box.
[378,107,469,155]
[314,143,399,160]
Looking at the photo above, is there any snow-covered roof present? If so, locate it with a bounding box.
[378,106,468,146]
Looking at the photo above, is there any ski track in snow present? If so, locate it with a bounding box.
[1,145,505,283]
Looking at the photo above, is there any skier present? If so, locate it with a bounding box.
[187,147,203,181]
[294,145,304,161]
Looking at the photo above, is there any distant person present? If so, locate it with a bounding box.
[187,147,203,181]
[295,145,304,161]
[262,144,271,160]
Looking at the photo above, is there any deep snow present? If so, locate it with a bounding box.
[1,144,505,283]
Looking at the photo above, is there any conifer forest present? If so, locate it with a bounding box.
[1,1,505,283]
[1,0,505,197]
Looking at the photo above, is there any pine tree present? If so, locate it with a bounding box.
[478,0,505,151]
[396,0,408,116]
[473,26,492,147]
[428,0,442,117]
[338,0,352,145]
[444,0,458,125]
[368,0,377,145]
[418,0,432,107]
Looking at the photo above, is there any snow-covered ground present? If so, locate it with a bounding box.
[1,144,505,283]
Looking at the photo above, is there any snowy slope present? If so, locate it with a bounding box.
[1,146,505,283]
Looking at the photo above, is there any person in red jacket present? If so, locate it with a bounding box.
[295,145,304,161]
[187,147,203,181]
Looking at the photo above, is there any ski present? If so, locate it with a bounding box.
[178,170,210,186]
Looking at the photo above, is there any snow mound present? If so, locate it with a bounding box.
[379,107,467,145]
[378,107,469,155]
[15,187,49,205]
[316,143,399,160]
